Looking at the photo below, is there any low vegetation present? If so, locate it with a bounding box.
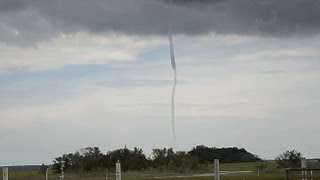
[52,145,260,173]
[0,162,300,180]
[3,147,319,179]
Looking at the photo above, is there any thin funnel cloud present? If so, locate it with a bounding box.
[168,0,177,146]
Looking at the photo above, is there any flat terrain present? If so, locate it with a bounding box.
[2,162,319,180]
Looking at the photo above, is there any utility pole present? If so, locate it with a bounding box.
[214,159,220,180]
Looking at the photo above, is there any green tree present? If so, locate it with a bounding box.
[151,148,199,172]
[275,150,303,168]
[52,153,74,173]
[152,148,169,168]
[108,146,149,171]
[188,145,261,163]
[81,147,103,171]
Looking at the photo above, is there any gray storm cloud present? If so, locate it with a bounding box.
[1,0,320,45]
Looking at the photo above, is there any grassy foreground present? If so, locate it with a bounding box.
[2,162,319,180]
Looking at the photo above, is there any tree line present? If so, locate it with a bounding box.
[52,145,261,173]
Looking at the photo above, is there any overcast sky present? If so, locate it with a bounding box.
[1,0,320,165]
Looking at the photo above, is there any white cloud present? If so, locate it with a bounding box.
[1,32,320,164]
[0,32,167,72]
[232,48,320,62]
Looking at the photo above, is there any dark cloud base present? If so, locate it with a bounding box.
[1,0,320,45]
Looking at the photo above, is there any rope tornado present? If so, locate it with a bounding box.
[168,0,177,145]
